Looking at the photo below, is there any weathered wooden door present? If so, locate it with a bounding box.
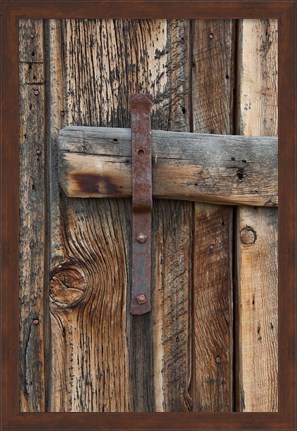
[19,18,278,413]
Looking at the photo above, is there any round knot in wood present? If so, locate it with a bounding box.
[240,226,257,245]
[50,267,87,308]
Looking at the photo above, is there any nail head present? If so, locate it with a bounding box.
[137,233,147,243]
[136,294,147,304]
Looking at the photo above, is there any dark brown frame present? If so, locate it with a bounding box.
[1,1,296,430]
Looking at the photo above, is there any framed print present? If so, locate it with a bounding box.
[1,1,296,430]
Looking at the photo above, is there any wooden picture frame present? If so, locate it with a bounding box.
[1,0,296,429]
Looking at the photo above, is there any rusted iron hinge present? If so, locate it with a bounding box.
[130,94,153,315]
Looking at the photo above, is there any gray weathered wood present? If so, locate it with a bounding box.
[58,126,277,207]
[236,19,278,412]
[19,19,46,412]
[191,20,234,412]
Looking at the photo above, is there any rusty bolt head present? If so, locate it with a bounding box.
[136,294,147,305]
[240,226,257,245]
[137,233,147,243]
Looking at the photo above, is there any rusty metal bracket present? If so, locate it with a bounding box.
[130,94,153,315]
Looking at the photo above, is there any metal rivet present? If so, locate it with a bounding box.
[137,233,147,243]
[34,89,39,96]
[136,294,147,305]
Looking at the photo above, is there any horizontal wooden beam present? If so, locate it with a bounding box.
[58,126,278,207]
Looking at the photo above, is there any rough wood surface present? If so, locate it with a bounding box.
[193,204,233,411]
[47,18,192,412]
[19,19,46,412]
[191,20,235,412]
[236,19,278,412]
[47,19,131,412]
[58,126,278,207]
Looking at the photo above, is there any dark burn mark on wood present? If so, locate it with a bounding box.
[72,173,119,195]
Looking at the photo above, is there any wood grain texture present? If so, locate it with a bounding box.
[153,200,192,412]
[150,20,192,412]
[19,19,46,412]
[48,18,192,412]
[236,19,278,412]
[193,204,233,411]
[58,126,278,206]
[191,20,235,412]
[47,19,131,412]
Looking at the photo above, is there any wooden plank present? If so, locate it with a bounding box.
[19,19,46,412]
[150,19,192,412]
[58,126,278,207]
[47,19,131,412]
[47,18,192,412]
[193,204,233,411]
[191,20,234,412]
[236,19,278,412]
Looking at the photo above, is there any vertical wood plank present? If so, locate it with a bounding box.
[47,19,132,412]
[47,19,192,412]
[191,20,235,412]
[236,19,278,412]
[19,19,46,412]
[151,20,193,413]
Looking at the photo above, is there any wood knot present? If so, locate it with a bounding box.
[240,226,257,245]
[50,267,87,308]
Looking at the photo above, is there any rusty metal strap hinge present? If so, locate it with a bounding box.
[130,94,153,315]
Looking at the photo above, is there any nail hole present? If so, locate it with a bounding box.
[113,138,118,142]
[242,159,247,163]
[226,75,229,79]
[32,51,35,57]
[231,157,235,161]
[237,168,244,180]
[138,150,144,156]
